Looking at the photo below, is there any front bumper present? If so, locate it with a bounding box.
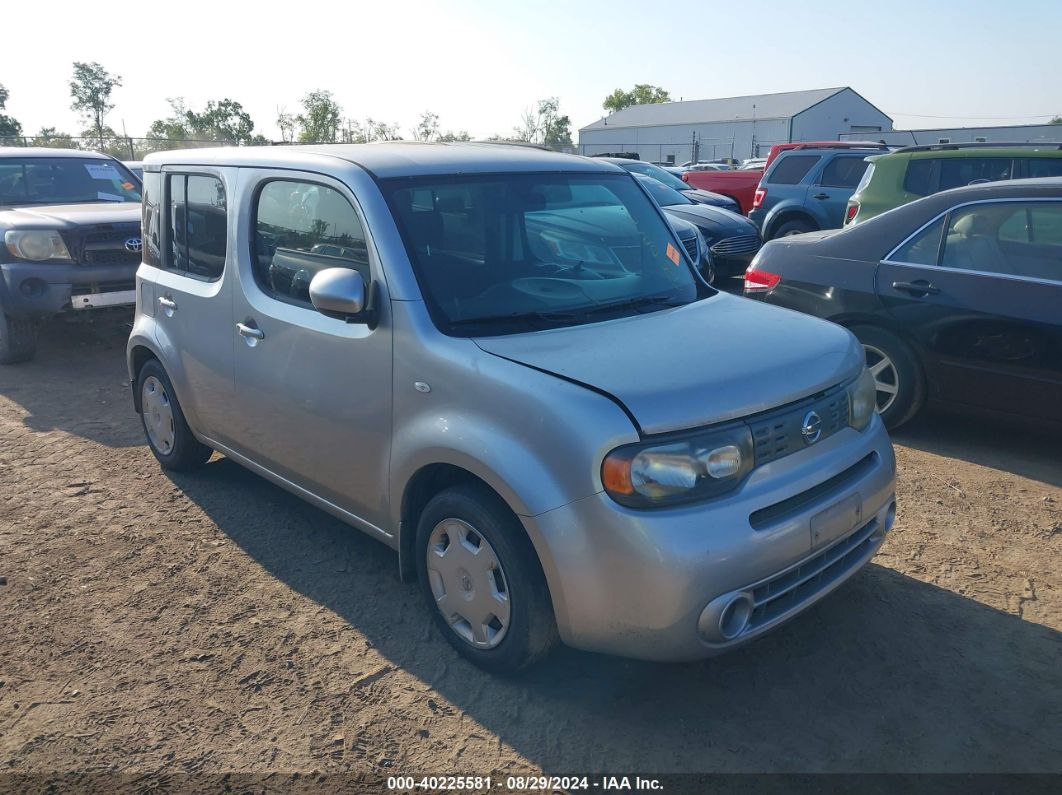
[0,260,138,316]
[523,417,896,661]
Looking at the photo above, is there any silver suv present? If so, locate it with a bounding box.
[128,144,896,672]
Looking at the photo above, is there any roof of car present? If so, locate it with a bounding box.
[143,142,623,178]
[0,147,114,160]
[883,144,1062,160]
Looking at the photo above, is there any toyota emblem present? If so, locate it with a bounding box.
[124,237,143,253]
[801,410,823,445]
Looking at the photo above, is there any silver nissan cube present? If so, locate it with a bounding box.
[127,144,896,673]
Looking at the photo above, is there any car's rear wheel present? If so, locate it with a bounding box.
[850,325,925,429]
[416,484,557,673]
[0,307,40,364]
[137,359,213,470]
[772,218,817,239]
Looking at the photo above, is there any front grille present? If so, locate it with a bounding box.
[681,235,699,260]
[63,224,141,266]
[748,386,849,467]
[711,233,761,258]
[746,516,881,633]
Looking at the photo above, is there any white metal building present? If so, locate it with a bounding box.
[841,123,1062,146]
[577,87,893,164]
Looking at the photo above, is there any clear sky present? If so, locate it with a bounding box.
[2,0,1060,142]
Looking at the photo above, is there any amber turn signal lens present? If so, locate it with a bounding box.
[601,455,634,495]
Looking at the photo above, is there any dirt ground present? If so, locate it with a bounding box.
[1,314,1060,783]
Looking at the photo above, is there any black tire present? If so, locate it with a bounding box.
[136,358,213,471]
[416,483,557,673]
[0,307,40,364]
[850,324,925,430]
[771,218,817,240]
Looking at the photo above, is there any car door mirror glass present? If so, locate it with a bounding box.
[309,267,367,319]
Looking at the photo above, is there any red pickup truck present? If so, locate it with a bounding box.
[681,170,762,215]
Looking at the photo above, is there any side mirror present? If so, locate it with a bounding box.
[309,267,378,327]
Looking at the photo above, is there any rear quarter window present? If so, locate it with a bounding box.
[766,155,820,185]
[903,159,935,196]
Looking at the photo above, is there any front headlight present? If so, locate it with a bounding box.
[5,230,72,262]
[848,366,876,431]
[602,424,754,508]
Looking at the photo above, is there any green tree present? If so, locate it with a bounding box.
[189,99,256,144]
[0,84,23,140]
[36,127,78,149]
[277,107,297,143]
[537,97,572,147]
[602,84,671,114]
[1050,116,1062,125]
[437,130,471,142]
[411,110,440,142]
[69,62,122,150]
[296,90,342,143]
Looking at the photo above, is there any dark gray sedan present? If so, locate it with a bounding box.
[744,178,1062,430]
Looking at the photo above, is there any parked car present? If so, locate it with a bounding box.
[123,160,144,180]
[129,143,894,672]
[682,169,763,214]
[845,142,1062,227]
[749,145,885,240]
[634,173,761,279]
[740,158,768,171]
[744,177,1062,429]
[598,157,741,211]
[0,147,143,363]
[687,163,730,172]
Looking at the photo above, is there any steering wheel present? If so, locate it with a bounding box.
[510,277,595,301]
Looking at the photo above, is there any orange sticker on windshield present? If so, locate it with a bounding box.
[666,242,681,265]
[121,181,135,190]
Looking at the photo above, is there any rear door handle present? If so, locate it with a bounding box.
[812,193,830,200]
[892,280,940,296]
[157,296,177,310]
[236,322,265,341]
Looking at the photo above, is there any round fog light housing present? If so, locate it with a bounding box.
[703,445,742,478]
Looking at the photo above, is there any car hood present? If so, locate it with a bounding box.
[663,204,758,238]
[682,188,736,206]
[473,292,862,435]
[0,202,141,229]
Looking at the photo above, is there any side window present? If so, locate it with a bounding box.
[253,180,369,307]
[940,202,1062,280]
[903,159,935,196]
[890,216,945,265]
[818,157,871,189]
[1025,158,1062,179]
[766,155,821,185]
[142,171,162,268]
[937,158,1012,191]
[165,173,227,280]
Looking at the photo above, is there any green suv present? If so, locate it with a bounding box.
[844,143,1062,227]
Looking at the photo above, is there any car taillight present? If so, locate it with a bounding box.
[845,202,859,224]
[682,173,690,183]
[752,187,767,210]
[743,269,781,293]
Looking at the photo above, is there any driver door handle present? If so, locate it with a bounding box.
[236,322,265,340]
[892,280,940,296]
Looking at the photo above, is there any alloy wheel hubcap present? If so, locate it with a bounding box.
[426,518,511,649]
[863,344,899,414]
[142,376,176,454]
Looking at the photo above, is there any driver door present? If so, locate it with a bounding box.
[227,170,393,529]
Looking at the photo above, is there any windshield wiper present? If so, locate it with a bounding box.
[449,309,580,328]
[577,293,684,317]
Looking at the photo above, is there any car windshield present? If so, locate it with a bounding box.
[620,161,690,191]
[633,174,693,207]
[0,157,142,206]
[383,172,708,336]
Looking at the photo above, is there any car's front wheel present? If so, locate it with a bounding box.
[416,484,557,673]
[850,325,925,429]
[0,307,40,365]
[137,359,213,470]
